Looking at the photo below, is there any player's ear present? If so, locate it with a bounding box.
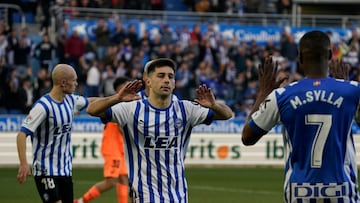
[60,79,66,87]
[146,79,151,87]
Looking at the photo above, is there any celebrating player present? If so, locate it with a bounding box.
[86,58,233,202]
[242,30,360,202]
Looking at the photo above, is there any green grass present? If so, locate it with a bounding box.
[0,166,284,203]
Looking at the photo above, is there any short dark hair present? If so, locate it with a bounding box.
[113,76,130,91]
[143,58,177,75]
[299,30,330,60]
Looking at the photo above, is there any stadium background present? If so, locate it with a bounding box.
[1,0,360,202]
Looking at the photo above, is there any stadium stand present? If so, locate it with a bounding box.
[0,1,360,119]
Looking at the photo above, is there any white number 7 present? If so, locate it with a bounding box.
[305,114,332,168]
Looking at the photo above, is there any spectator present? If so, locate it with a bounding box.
[4,68,27,114]
[175,61,191,99]
[56,20,70,63]
[64,30,85,83]
[204,23,220,50]
[178,26,191,51]
[190,24,202,44]
[160,25,174,45]
[33,68,51,101]
[126,24,139,48]
[39,0,52,33]
[280,34,298,77]
[101,65,117,96]
[85,60,101,97]
[34,34,56,71]
[232,46,247,73]
[95,19,111,60]
[13,36,31,79]
[83,35,97,61]
[110,19,126,45]
[118,38,133,67]
[6,29,18,65]
[199,39,219,71]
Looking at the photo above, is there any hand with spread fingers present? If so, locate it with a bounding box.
[195,84,216,108]
[116,80,143,102]
[258,56,288,97]
[329,58,350,80]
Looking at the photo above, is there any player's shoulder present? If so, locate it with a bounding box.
[114,99,143,110]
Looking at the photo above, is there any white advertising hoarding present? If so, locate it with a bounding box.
[3,132,360,166]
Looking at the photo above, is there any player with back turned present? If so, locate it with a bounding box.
[242,30,360,202]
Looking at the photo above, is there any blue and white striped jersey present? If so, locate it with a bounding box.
[249,77,360,202]
[104,99,214,203]
[20,94,88,176]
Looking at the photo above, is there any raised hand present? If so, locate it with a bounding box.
[329,58,350,80]
[194,84,216,108]
[116,80,142,102]
[258,57,287,96]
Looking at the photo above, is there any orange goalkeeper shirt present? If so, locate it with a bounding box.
[101,122,125,157]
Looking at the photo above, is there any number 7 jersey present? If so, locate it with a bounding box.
[248,77,360,203]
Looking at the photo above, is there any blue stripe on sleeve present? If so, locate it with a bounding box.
[20,126,33,136]
[78,96,89,112]
[248,119,268,135]
[202,109,215,125]
[101,108,113,123]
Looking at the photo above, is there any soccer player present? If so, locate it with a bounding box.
[242,30,360,202]
[138,59,179,101]
[16,64,96,203]
[75,77,130,203]
[86,58,233,202]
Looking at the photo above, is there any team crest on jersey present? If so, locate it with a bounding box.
[175,118,183,128]
[24,115,32,124]
[313,81,321,86]
[43,193,49,201]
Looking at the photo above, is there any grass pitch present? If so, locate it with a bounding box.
[0,166,283,203]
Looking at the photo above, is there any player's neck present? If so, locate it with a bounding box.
[49,87,66,102]
[148,95,171,109]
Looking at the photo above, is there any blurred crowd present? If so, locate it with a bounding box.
[1,0,360,120]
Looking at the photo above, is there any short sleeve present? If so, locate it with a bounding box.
[20,103,47,136]
[250,91,280,132]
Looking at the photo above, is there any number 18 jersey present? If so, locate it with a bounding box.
[249,77,360,203]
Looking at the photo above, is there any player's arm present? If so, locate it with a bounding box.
[16,131,31,184]
[194,84,233,120]
[242,57,285,145]
[87,80,142,118]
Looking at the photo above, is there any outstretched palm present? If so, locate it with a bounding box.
[117,80,143,102]
[195,84,216,108]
